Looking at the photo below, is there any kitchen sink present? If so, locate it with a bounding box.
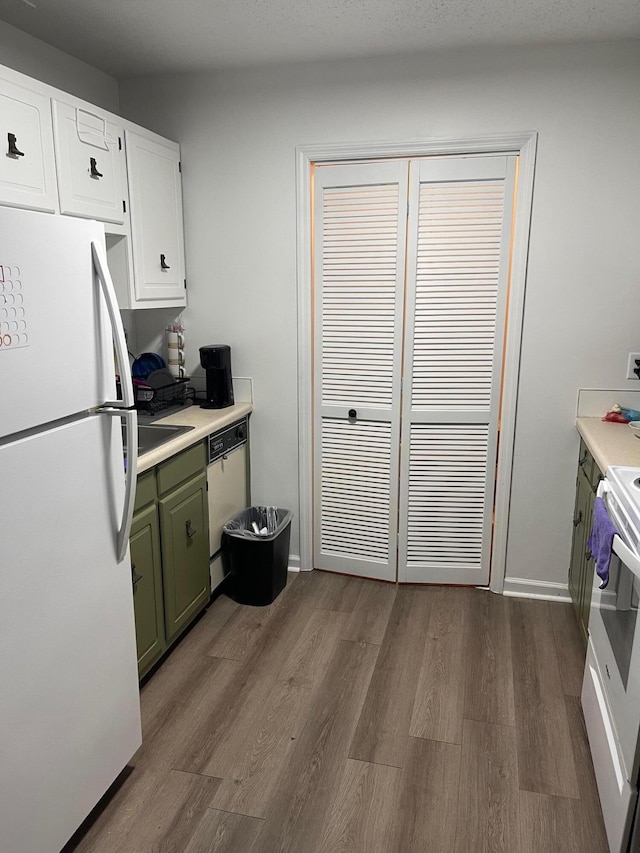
[124,423,195,457]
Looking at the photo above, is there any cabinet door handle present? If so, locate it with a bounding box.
[90,157,103,178]
[132,563,142,585]
[573,510,583,527]
[579,452,588,468]
[160,254,171,270]
[186,519,197,539]
[7,133,24,157]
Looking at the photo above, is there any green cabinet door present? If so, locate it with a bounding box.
[579,488,597,637]
[130,502,165,677]
[568,469,590,625]
[159,471,210,642]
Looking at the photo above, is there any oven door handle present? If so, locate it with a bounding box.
[612,535,640,580]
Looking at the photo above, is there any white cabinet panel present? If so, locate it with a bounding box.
[125,129,186,306]
[53,101,127,225]
[207,444,247,557]
[0,78,57,213]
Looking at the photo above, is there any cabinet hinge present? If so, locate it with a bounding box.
[122,199,127,213]
[407,201,409,217]
[178,161,182,173]
[184,279,187,289]
[118,136,122,151]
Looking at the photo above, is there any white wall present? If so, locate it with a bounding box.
[0,19,118,110]
[120,39,640,585]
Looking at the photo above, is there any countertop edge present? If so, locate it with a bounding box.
[136,402,253,474]
[576,416,640,475]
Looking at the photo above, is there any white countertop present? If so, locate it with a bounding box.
[137,402,253,474]
[576,417,640,475]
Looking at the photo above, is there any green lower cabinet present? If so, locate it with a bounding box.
[131,503,166,677]
[159,471,210,643]
[568,440,602,643]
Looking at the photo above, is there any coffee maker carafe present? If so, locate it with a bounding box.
[199,345,234,409]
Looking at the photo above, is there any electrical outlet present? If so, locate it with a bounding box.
[626,353,640,380]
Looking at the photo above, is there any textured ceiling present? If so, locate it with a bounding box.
[0,0,639,78]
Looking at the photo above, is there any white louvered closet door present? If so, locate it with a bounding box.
[313,162,408,580]
[398,156,516,584]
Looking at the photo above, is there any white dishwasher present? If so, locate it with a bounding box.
[206,417,249,591]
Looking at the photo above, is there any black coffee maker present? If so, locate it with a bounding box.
[199,344,234,409]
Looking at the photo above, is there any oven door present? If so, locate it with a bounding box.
[583,481,640,851]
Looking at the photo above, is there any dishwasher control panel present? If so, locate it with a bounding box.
[208,417,248,464]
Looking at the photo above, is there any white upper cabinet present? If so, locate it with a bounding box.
[0,78,57,213]
[52,101,127,225]
[125,129,186,306]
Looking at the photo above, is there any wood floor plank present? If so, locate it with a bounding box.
[463,589,515,727]
[548,602,586,697]
[350,586,432,766]
[211,608,346,817]
[254,639,379,853]
[510,599,580,798]
[454,720,519,853]
[409,586,470,744]
[68,769,222,853]
[518,790,609,853]
[315,759,402,853]
[564,695,609,847]
[174,592,316,778]
[119,770,221,853]
[289,569,364,612]
[183,809,264,853]
[140,649,240,751]
[315,571,364,612]
[341,579,397,645]
[392,736,460,853]
[206,588,297,661]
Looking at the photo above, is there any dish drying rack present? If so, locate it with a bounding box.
[134,377,189,414]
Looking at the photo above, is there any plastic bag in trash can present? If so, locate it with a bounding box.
[223,506,292,540]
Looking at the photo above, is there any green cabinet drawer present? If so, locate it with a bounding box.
[131,503,165,677]
[159,471,210,642]
[134,469,158,513]
[157,441,206,497]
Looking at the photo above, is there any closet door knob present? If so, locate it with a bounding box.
[7,133,24,157]
[90,157,103,178]
[348,409,357,419]
[160,254,171,270]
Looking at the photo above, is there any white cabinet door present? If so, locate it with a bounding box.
[52,101,127,225]
[0,78,57,213]
[125,129,186,306]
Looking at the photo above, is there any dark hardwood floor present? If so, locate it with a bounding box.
[66,572,608,852]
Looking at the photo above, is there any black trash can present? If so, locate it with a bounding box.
[221,506,292,606]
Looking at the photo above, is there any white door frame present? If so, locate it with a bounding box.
[295,132,537,592]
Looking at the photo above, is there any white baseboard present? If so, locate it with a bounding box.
[288,554,301,572]
[502,577,571,602]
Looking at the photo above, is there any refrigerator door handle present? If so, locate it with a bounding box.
[99,407,138,563]
[91,240,135,410]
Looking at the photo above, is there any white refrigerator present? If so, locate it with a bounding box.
[0,208,141,852]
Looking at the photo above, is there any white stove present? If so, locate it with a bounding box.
[583,465,640,852]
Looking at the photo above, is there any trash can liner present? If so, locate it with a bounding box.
[223,506,292,541]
